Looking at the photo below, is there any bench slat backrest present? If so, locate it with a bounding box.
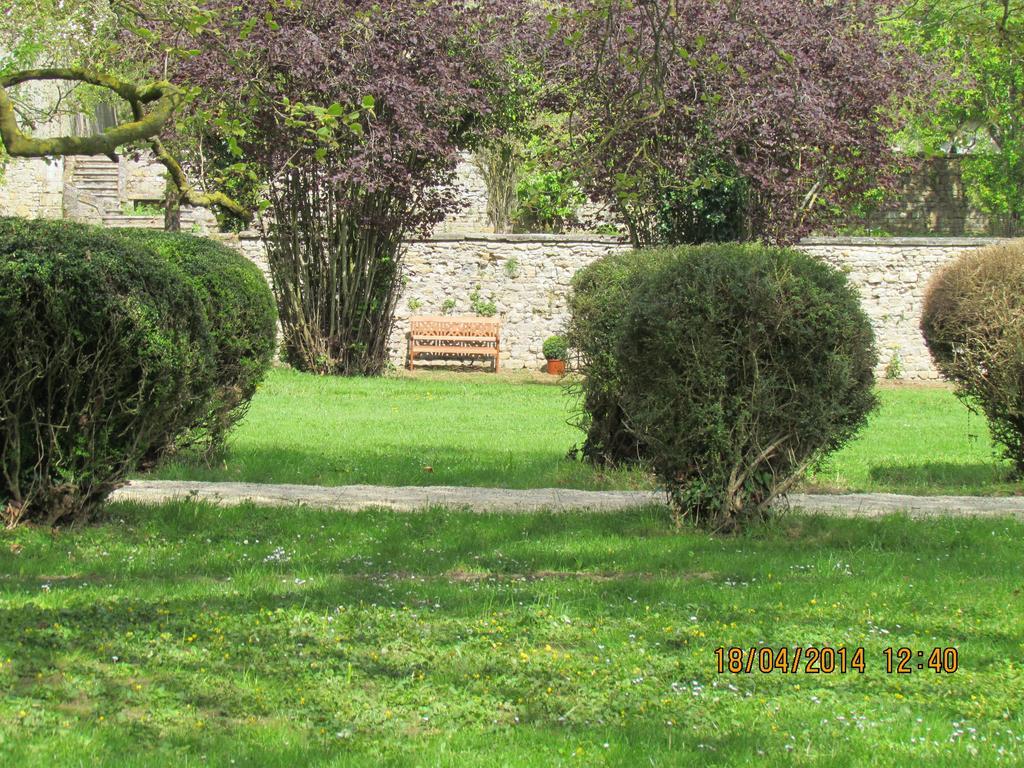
[410,316,500,340]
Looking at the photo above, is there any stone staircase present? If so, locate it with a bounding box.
[68,156,126,223]
[67,156,210,231]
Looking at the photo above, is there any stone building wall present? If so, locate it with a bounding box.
[435,153,492,234]
[858,157,1014,237]
[0,156,64,219]
[0,80,66,220]
[123,157,168,203]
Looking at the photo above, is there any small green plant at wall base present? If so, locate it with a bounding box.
[543,335,568,361]
[469,286,498,317]
[122,201,167,217]
[503,257,520,279]
[407,297,423,312]
[885,348,904,380]
[440,298,456,315]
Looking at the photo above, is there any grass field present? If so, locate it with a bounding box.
[1,503,1021,766]
[150,368,1018,495]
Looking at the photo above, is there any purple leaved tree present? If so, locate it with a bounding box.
[547,0,925,246]
[157,0,527,375]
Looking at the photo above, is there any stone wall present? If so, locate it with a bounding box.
[434,153,492,234]
[216,233,1000,378]
[392,235,1006,378]
[212,230,270,278]
[123,157,169,203]
[800,237,1001,380]
[394,234,629,368]
[0,80,66,220]
[859,158,1015,237]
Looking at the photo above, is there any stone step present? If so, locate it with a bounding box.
[73,156,119,165]
[73,171,119,180]
[74,173,118,179]
[73,166,119,175]
[102,215,164,229]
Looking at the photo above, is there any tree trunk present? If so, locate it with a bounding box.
[264,163,405,376]
[164,175,181,232]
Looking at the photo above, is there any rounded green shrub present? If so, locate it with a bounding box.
[111,229,277,453]
[566,249,672,465]
[616,244,877,532]
[0,218,216,526]
[921,240,1024,473]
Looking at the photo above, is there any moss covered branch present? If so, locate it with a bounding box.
[0,67,251,223]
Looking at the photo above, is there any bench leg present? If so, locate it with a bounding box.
[494,346,500,373]
[408,342,414,371]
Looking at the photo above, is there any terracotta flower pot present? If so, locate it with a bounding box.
[546,358,566,376]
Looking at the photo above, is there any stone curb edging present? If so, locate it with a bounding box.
[783,492,1024,518]
[112,482,662,513]
[111,481,1024,519]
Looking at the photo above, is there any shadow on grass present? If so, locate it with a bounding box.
[4,539,1021,758]
[3,504,1024,765]
[148,443,651,491]
[4,502,1022,589]
[867,461,1013,491]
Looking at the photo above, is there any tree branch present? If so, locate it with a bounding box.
[0,67,251,222]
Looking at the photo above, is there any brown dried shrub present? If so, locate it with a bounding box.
[921,240,1024,473]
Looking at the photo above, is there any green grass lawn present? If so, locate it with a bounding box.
[151,368,1018,495]
[807,385,1016,495]
[1,504,1021,766]
[151,369,652,491]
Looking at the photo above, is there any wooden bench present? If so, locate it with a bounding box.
[407,316,501,372]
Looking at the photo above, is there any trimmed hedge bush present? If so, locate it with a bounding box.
[111,230,277,453]
[615,244,877,532]
[921,240,1024,473]
[0,218,216,526]
[566,249,672,464]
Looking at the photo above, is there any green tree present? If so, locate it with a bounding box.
[891,0,1024,234]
